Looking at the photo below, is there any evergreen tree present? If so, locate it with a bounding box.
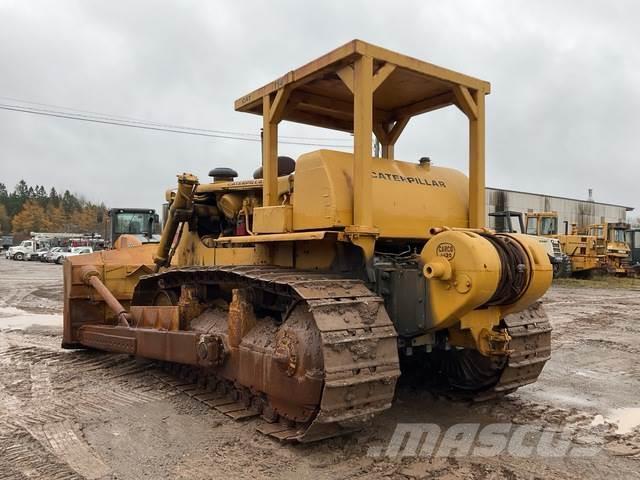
[61,189,80,213]
[49,187,60,207]
[14,180,28,200]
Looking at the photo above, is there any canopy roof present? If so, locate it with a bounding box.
[235,39,490,132]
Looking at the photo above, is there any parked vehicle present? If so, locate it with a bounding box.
[625,228,640,270]
[104,208,160,248]
[41,247,60,262]
[55,246,93,264]
[585,222,632,275]
[1,235,13,252]
[6,239,49,260]
[26,248,49,261]
[46,247,70,263]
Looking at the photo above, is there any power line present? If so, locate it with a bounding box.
[0,103,352,148]
[0,95,353,143]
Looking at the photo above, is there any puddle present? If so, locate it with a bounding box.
[592,408,640,434]
[0,305,61,329]
[609,408,640,434]
[0,305,29,318]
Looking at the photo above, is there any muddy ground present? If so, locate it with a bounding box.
[0,258,638,479]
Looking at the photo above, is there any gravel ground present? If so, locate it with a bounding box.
[0,257,639,479]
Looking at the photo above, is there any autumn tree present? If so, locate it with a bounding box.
[1,179,107,235]
[0,204,10,235]
[11,200,50,234]
[45,203,66,231]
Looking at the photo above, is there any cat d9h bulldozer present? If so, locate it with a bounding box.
[62,40,553,442]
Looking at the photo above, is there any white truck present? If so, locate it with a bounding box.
[5,239,49,261]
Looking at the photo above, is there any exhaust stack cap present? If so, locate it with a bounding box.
[209,167,238,183]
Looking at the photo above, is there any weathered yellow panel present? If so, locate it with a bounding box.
[214,246,268,266]
[292,150,469,238]
[253,205,293,233]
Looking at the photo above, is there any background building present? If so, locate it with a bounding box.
[486,187,633,232]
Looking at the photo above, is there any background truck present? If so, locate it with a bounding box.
[5,238,50,260]
[626,228,640,272]
[104,208,161,248]
[0,235,13,252]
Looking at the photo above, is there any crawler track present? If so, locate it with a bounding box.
[133,266,401,442]
[492,302,552,394]
[400,302,552,401]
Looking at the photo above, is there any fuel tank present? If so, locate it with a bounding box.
[292,150,469,238]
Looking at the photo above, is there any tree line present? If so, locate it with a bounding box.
[0,180,106,236]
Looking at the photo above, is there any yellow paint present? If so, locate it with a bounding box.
[292,150,469,238]
[421,230,501,331]
[421,230,552,352]
[253,205,293,233]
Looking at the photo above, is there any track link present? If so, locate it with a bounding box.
[475,302,552,401]
[495,302,552,390]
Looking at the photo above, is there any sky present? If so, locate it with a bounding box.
[0,0,638,216]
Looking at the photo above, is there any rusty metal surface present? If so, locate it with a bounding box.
[77,325,202,366]
[70,264,546,441]
[131,265,401,442]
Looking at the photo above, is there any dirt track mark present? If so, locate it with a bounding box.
[29,421,111,480]
[0,428,82,480]
[0,334,173,478]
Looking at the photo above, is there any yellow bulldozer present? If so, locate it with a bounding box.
[585,222,631,274]
[62,41,553,442]
[524,211,601,275]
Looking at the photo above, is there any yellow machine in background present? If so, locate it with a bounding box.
[586,222,631,274]
[525,211,601,275]
[63,40,553,442]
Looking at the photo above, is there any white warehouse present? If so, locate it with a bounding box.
[486,187,633,231]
